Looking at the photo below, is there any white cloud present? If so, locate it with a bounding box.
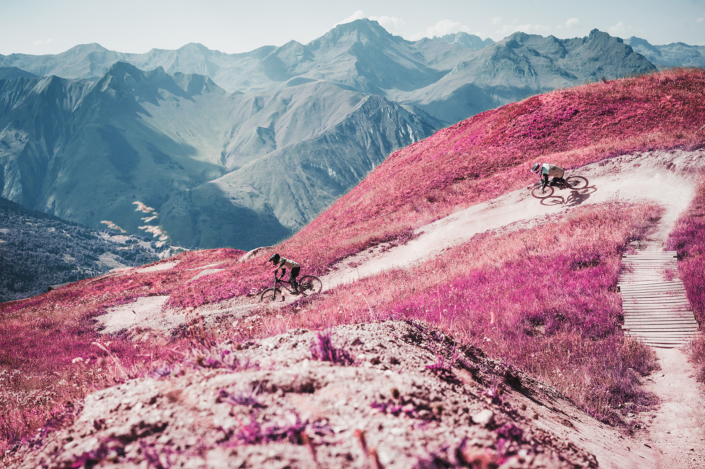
[697,17,704,23]
[608,21,642,37]
[491,17,502,25]
[335,10,365,26]
[369,15,405,34]
[408,19,476,40]
[426,19,471,36]
[33,38,53,46]
[495,21,550,37]
[565,18,580,28]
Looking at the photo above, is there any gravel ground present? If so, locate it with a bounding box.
[11,321,600,468]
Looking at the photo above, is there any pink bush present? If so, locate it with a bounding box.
[666,177,705,381]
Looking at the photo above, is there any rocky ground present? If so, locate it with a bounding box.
[11,321,603,468]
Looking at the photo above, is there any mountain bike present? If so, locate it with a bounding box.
[260,273,323,303]
[531,176,589,199]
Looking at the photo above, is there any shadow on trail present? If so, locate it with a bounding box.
[540,186,597,207]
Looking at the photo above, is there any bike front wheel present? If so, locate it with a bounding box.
[564,176,588,190]
[531,184,554,199]
[298,275,322,296]
[260,288,284,303]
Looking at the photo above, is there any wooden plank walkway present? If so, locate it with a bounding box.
[618,250,700,348]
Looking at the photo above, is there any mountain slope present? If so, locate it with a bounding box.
[0,196,162,302]
[0,63,437,249]
[0,66,37,80]
[625,36,705,69]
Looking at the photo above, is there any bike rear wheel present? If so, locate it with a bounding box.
[298,275,322,296]
[260,288,284,303]
[531,184,554,199]
[564,176,588,190]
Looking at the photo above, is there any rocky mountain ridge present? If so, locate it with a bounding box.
[0,21,659,250]
[625,36,705,69]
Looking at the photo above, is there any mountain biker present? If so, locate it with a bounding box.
[531,162,565,188]
[269,253,301,293]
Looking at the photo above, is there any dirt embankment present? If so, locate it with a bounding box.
[13,321,613,468]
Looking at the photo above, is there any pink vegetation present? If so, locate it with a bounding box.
[2,68,704,448]
[667,177,705,382]
[167,68,705,310]
[257,202,662,424]
[0,248,243,450]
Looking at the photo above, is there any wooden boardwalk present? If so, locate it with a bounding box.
[618,251,699,348]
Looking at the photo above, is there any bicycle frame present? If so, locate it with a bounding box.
[273,274,296,294]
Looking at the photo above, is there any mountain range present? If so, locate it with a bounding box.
[0,21,663,249]
[625,37,705,69]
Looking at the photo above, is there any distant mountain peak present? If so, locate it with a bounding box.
[177,43,212,53]
[434,32,493,51]
[334,18,390,34]
[587,29,616,41]
[0,66,37,80]
[64,43,109,54]
[105,60,144,76]
[625,37,662,55]
[319,18,397,44]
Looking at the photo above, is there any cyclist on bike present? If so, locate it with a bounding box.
[531,162,565,189]
[269,253,301,293]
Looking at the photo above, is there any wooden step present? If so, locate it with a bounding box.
[623,298,690,302]
[624,319,698,324]
[623,303,692,308]
[626,331,699,336]
[619,281,683,286]
[623,320,698,325]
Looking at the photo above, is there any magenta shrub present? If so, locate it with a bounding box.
[309,330,354,365]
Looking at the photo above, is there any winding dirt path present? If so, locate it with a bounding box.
[323,149,705,290]
[322,149,705,468]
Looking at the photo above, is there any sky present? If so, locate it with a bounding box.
[1,0,704,56]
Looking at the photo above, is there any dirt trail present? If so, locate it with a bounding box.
[642,349,705,468]
[323,150,705,290]
[322,149,705,469]
[623,236,705,468]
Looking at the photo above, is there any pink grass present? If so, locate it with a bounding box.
[254,202,662,424]
[666,176,705,382]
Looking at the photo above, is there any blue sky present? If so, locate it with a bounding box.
[1,0,704,55]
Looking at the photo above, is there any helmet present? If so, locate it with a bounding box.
[269,253,280,263]
[531,162,541,173]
